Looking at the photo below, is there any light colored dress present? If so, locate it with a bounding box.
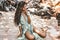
[17,12,44,40]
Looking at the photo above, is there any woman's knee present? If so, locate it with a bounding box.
[25,32,34,40]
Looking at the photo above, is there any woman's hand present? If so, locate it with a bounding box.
[17,31,21,37]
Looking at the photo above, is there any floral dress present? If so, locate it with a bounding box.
[17,12,44,40]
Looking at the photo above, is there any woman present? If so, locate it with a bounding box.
[14,1,46,40]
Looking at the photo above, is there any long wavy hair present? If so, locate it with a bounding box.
[14,1,27,26]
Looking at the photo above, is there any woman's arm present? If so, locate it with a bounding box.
[27,15,31,24]
[17,26,22,37]
[25,31,34,40]
[33,26,46,38]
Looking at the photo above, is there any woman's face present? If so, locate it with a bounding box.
[22,4,27,11]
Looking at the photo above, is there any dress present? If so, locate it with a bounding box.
[17,12,44,40]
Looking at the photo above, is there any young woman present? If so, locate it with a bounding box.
[14,1,46,40]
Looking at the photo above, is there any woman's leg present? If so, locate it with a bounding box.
[25,31,34,40]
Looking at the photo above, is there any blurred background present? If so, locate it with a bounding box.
[0,0,60,40]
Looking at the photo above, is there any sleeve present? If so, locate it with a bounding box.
[19,23,21,26]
